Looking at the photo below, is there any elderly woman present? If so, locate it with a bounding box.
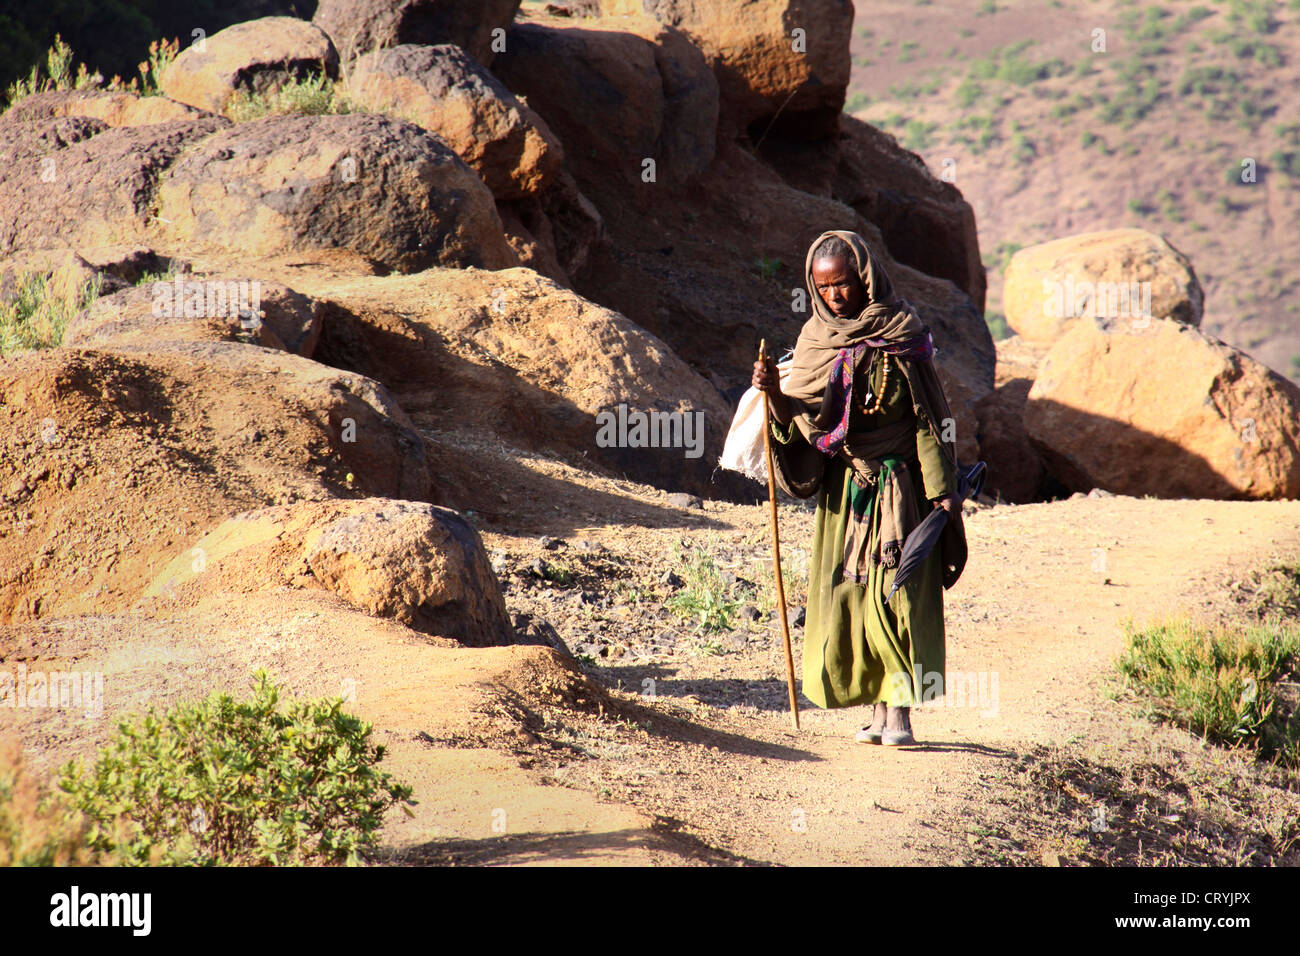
[752,230,966,745]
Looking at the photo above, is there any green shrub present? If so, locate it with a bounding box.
[845,90,871,113]
[0,736,94,867]
[1116,618,1300,767]
[58,672,415,866]
[664,542,747,635]
[224,72,353,122]
[4,34,176,108]
[902,119,936,151]
[0,269,102,357]
[984,310,1011,341]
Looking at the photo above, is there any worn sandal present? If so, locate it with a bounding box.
[855,726,883,744]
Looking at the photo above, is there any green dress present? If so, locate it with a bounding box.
[772,351,956,710]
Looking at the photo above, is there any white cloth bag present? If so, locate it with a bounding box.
[718,355,794,482]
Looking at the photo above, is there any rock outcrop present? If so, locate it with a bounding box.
[155,113,518,272]
[1024,317,1300,499]
[305,266,743,498]
[1004,228,1204,345]
[146,499,515,645]
[346,43,562,199]
[0,115,230,255]
[65,277,324,357]
[160,17,340,114]
[313,0,522,64]
[599,0,853,137]
[2,89,206,127]
[0,343,429,621]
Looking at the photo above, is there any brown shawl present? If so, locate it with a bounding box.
[769,230,968,587]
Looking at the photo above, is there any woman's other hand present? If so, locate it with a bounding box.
[934,493,964,524]
[752,355,793,424]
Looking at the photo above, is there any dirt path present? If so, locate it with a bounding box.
[469,453,1300,865]
[6,416,1297,866]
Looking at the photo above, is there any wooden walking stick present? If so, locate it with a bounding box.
[759,339,801,731]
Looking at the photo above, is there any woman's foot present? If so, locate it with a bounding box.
[882,705,915,746]
[855,702,888,744]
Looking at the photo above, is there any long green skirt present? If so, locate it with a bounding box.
[801,453,946,709]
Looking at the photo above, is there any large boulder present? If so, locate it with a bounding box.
[1024,317,1300,499]
[154,113,517,273]
[493,12,718,195]
[0,343,430,622]
[301,266,743,499]
[313,0,522,64]
[601,0,852,137]
[2,89,206,127]
[346,43,562,199]
[1004,228,1204,345]
[145,499,515,645]
[160,17,340,114]
[64,277,324,357]
[0,116,230,256]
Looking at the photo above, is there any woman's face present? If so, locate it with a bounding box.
[811,255,865,317]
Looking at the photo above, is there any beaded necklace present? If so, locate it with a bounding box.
[858,350,890,415]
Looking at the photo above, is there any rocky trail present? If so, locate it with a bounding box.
[440,459,1300,866]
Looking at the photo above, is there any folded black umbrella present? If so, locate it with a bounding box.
[885,461,986,605]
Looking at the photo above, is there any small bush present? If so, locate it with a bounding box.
[1116,618,1300,767]
[664,542,747,634]
[4,34,176,108]
[225,72,354,122]
[0,736,94,867]
[58,672,415,866]
[0,269,102,357]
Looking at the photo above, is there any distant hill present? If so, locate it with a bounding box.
[849,0,1300,384]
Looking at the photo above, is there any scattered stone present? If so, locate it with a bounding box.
[539,535,564,550]
[667,492,704,510]
[529,557,548,578]
[1087,488,1115,498]
[659,569,684,588]
[739,604,761,622]
[787,605,806,629]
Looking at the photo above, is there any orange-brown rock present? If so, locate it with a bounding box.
[346,43,562,199]
[600,0,853,137]
[1,89,207,127]
[0,343,430,622]
[154,113,518,273]
[313,0,521,65]
[1024,317,1300,499]
[145,499,515,645]
[160,17,339,114]
[65,278,324,358]
[493,11,718,193]
[0,116,229,256]
[303,266,746,499]
[1004,228,1204,346]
